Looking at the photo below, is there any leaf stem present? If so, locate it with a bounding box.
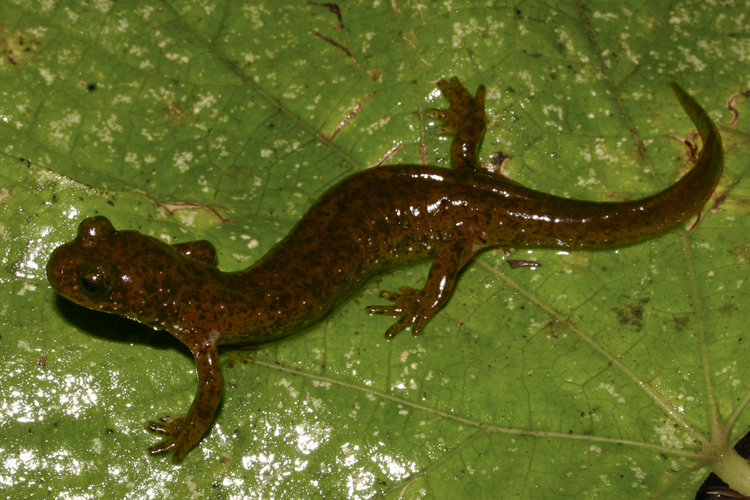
[714,450,750,496]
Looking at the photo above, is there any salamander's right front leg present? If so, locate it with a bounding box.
[147,343,222,463]
[171,240,217,266]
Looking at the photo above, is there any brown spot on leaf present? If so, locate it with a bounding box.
[0,27,40,67]
[673,314,693,331]
[728,241,750,263]
[542,320,564,338]
[612,299,649,330]
[164,100,192,126]
[719,304,739,316]
[35,355,48,369]
[307,2,343,30]
[507,259,540,269]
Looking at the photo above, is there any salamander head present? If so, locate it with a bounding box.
[46,216,184,329]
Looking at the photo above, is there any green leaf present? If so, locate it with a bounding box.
[1,0,749,498]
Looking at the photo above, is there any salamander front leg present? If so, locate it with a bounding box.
[147,342,222,463]
[367,238,481,339]
[171,240,217,266]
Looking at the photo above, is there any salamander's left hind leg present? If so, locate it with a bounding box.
[426,78,486,172]
[367,236,483,338]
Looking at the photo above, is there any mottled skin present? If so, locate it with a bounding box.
[46,79,723,462]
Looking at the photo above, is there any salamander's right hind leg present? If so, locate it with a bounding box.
[427,78,521,186]
[426,78,486,172]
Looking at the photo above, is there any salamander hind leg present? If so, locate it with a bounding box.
[426,77,486,171]
[367,237,482,339]
[367,286,436,339]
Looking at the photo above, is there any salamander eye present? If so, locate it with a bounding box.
[77,262,117,299]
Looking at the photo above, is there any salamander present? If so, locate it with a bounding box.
[45,78,723,462]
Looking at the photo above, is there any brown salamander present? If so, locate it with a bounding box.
[46,78,723,462]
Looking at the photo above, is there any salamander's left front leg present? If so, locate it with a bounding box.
[147,342,222,463]
[367,238,481,339]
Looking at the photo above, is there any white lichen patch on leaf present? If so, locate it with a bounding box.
[48,111,81,150]
[577,169,601,187]
[594,142,622,165]
[716,360,738,376]
[361,116,391,136]
[653,420,688,449]
[578,147,593,162]
[239,234,259,249]
[242,3,271,29]
[193,93,216,114]
[451,18,483,48]
[631,465,646,480]
[282,83,304,99]
[209,135,230,158]
[277,378,300,399]
[542,104,564,122]
[697,39,725,58]
[598,383,625,403]
[116,17,129,33]
[294,420,330,454]
[729,38,750,62]
[92,0,113,13]
[517,70,537,94]
[124,152,140,170]
[555,28,589,63]
[37,66,55,85]
[172,151,194,173]
[669,5,692,25]
[175,210,198,228]
[677,46,707,72]
[593,11,618,21]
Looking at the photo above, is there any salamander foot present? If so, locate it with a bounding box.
[367,286,440,339]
